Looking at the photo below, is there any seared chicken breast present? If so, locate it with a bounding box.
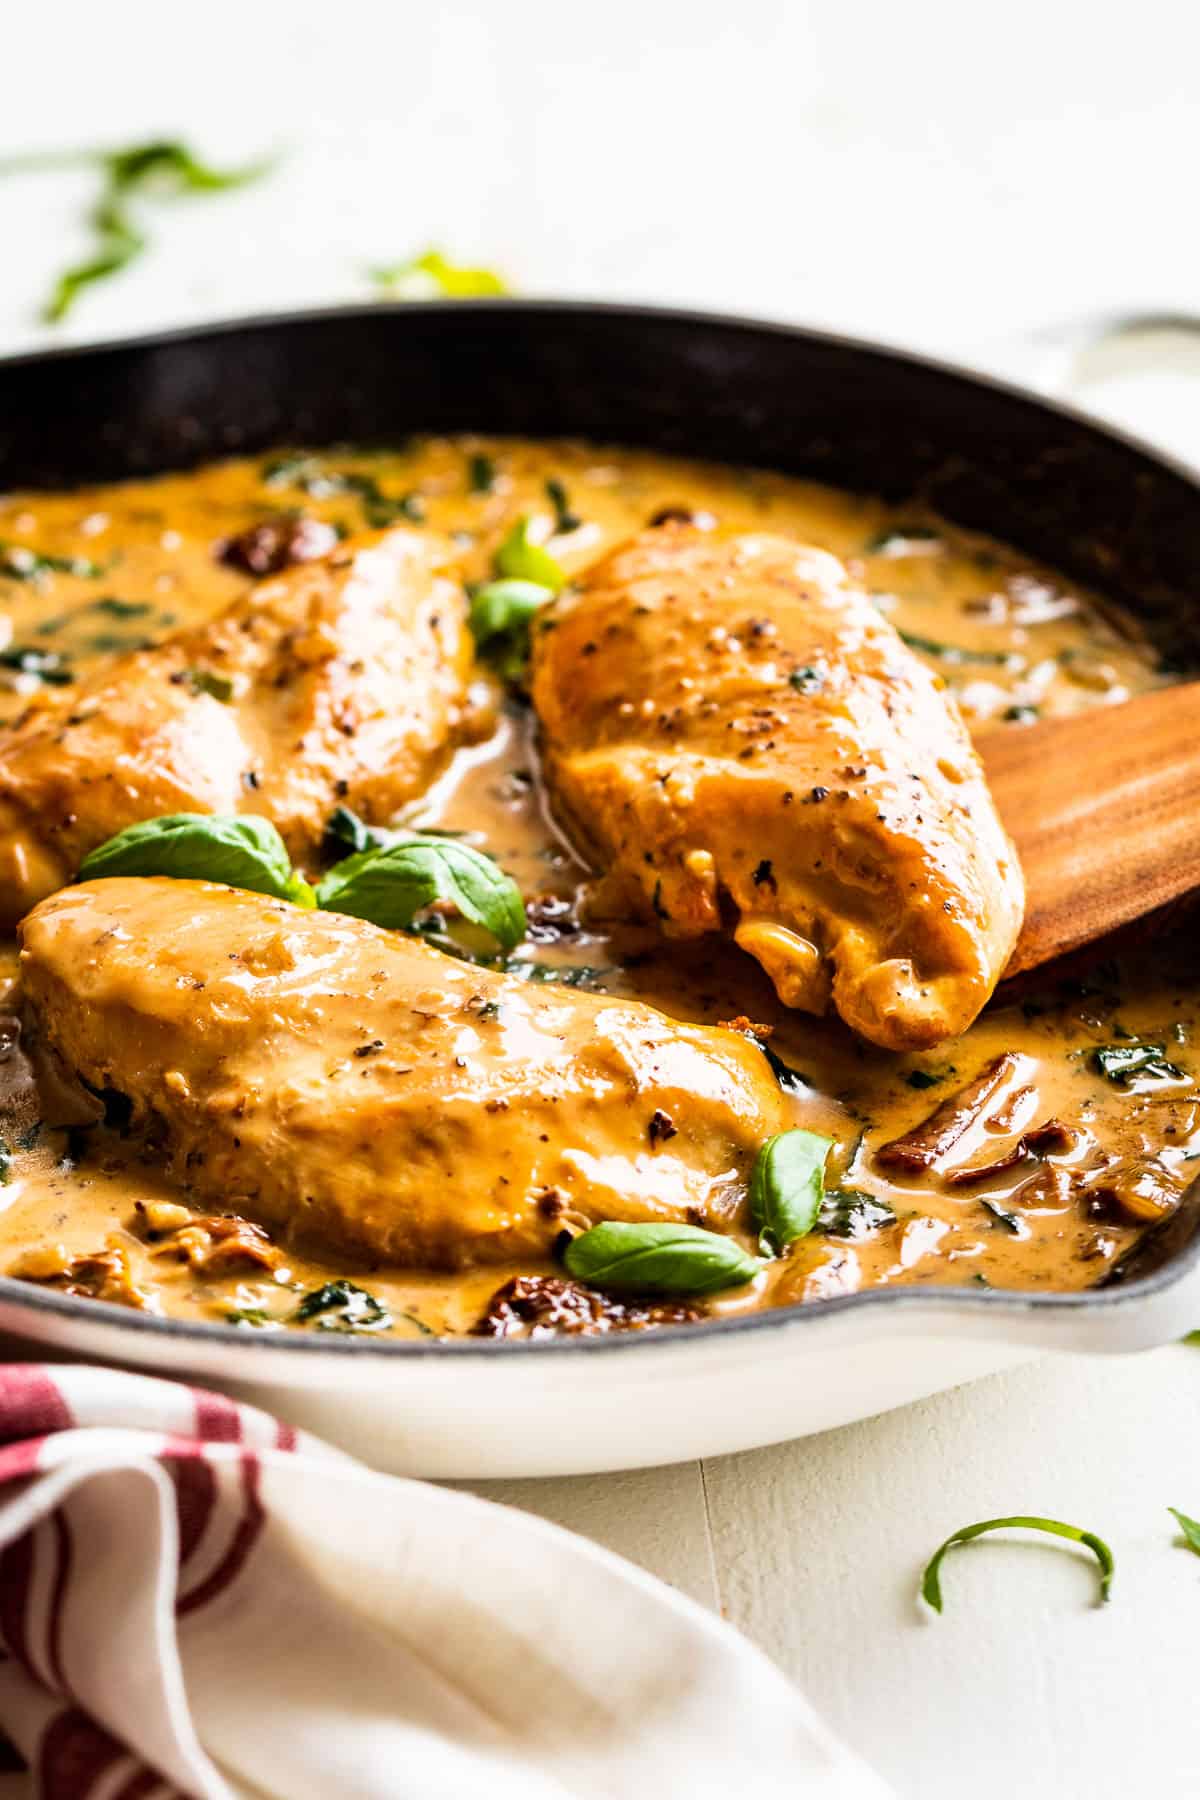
[0,529,478,928]
[19,879,793,1268]
[531,527,1024,1051]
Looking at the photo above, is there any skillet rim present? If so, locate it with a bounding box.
[0,295,1197,1361]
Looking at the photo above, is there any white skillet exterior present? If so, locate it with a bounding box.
[1,1253,1197,1476]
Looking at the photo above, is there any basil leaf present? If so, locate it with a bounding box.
[315,836,525,950]
[468,578,553,678]
[370,247,508,298]
[921,1515,1114,1613]
[494,516,566,593]
[78,813,316,907]
[563,1222,759,1296]
[323,804,400,858]
[1169,1507,1200,1557]
[293,1279,391,1332]
[749,1128,833,1256]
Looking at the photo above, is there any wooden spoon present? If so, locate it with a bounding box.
[981,682,1200,978]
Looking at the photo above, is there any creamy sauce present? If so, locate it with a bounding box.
[0,437,1193,1338]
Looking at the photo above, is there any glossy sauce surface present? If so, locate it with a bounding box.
[0,438,1194,1338]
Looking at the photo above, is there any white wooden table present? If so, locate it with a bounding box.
[4,6,1200,1792]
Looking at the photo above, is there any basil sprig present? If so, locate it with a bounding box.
[315,836,525,949]
[749,1128,833,1256]
[78,814,315,907]
[921,1515,1115,1613]
[563,1222,759,1297]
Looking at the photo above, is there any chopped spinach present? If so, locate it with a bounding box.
[753,1036,811,1097]
[92,596,151,618]
[293,1279,391,1332]
[896,629,1015,667]
[469,453,497,495]
[545,477,581,534]
[0,544,106,583]
[820,1189,895,1238]
[905,1068,944,1090]
[1092,1043,1185,1085]
[369,247,508,298]
[262,459,424,529]
[500,960,612,988]
[0,646,74,685]
[182,667,234,703]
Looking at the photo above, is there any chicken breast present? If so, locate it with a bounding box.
[531,526,1024,1051]
[0,529,478,928]
[19,879,794,1268]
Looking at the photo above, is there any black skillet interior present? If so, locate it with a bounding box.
[1,298,1198,1299]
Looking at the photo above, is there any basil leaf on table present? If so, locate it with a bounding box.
[315,836,525,950]
[563,1222,760,1297]
[493,516,566,593]
[749,1128,833,1256]
[920,1515,1115,1613]
[78,813,316,907]
[1168,1507,1200,1557]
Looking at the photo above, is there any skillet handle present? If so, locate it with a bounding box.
[976,310,1200,470]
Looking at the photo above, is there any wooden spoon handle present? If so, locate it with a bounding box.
[981,682,1200,978]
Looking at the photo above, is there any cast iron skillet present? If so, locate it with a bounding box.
[0,298,1198,1361]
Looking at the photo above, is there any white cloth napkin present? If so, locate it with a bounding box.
[0,1364,890,1800]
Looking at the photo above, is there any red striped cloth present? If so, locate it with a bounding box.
[0,1364,889,1800]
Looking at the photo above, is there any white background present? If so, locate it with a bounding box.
[3,5,1200,1795]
